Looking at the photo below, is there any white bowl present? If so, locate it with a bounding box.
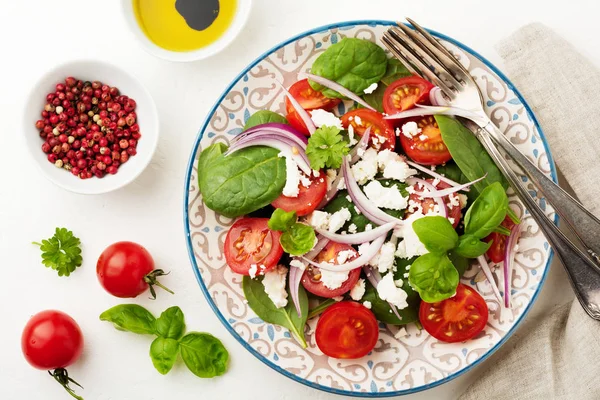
[121,0,252,62]
[23,60,159,195]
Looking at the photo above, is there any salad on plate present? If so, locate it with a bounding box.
[197,37,521,359]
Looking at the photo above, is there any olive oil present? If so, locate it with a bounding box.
[133,0,237,52]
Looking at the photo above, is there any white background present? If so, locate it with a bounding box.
[1,0,596,399]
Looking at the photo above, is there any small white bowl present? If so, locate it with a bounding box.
[23,60,159,195]
[121,0,252,62]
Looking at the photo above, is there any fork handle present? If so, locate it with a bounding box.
[474,128,600,319]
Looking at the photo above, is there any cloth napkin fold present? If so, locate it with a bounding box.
[460,23,600,400]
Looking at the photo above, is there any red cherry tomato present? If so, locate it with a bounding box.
[341,109,396,150]
[301,241,361,298]
[399,116,452,165]
[485,215,516,263]
[405,178,462,228]
[224,218,284,276]
[285,79,341,135]
[97,241,171,299]
[383,75,434,114]
[271,171,327,216]
[316,301,379,359]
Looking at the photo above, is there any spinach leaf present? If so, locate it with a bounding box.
[362,279,420,325]
[409,253,459,303]
[99,304,156,335]
[197,142,227,176]
[448,251,469,276]
[149,337,179,375]
[363,58,412,112]
[436,115,507,196]
[198,146,286,218]
[456,234,493,258]
[434,162,469,185]
[463,182,509,239]
[155,306,186,340]
[412,216,458,253]
[309,38,388,98]
[244,110,287,130]
[242,275,308,347]
[280,223,316,256]
[268,209,297,232]
[307,298,337,319]
[179,332,229,378]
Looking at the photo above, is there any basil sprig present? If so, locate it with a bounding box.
[268,209,316,256]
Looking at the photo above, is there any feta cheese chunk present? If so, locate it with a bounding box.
[351,148,379,184]
[394,327,408,338]
[280,154,300,197]
[310,109,343,129]
[363,83,378,94]
[368,241,397,273]
[363,180,408,210]
[336,249,356,264]
[376,150,417,182]
[395,212,429,259]
[262,265,289,308]
[350,278,366,301]
[320,267,350,290]
[328,207,351,232]
[249,264,258,279]
[307,210,330,230]
[401,121,421,138]
[362,301,372,309]
[377,273,409,309]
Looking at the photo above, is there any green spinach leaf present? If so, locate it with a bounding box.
[309,38,388,98]
[362,278,420,325]
[456,234,493,258]
[412,216,458,253]
[268,209,297,232]
[198,146,286,218]
[150,337,179,375]
[244,110,288,130]
[464,182,509,239]
[409,253,459,303]
[307,298,337,319]
[99,304,156,335]
[179,332,229,378]
[155,306,186,340]
[242,276,309,348]
[197,142,228,176]
[280,223,316,256]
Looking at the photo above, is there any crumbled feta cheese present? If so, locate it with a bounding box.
[363,180,408,210]
[395,127,402,137]
[448,193,460,209]
[307,210,330,230]
[333,296,344,302]
[362,301,372,309]
[326,169,337,192]
[394,279,404,287]
[418,134,428,141]
[310,109,343,129]
[336,249,356,264]
[262,265,289,308]
[369,242,397,273]
[320,268,350,290]
[377,273,408,309]
[363,83,378,94]
[345,195,351,202]
[249,264,258,279]
[299,173,312,188]
[382,160,417,182]
[448,217,455,225]
[354,206,361,215]
[280,154,300,197]
[395,212,429,258]
[348,223,358,234]
[408,199,423,214]
[354,116,363,126]
[328,207,351,232]
[394,327,408,338]
[350,278,366,301]
[337,178,347,190]
[401,121,421,138]
[351,148,378,184]
[358,242,371,256]
[365,224,373,231]
[347,124,357,145]
[458,194,469,209]
[289,259,306,271]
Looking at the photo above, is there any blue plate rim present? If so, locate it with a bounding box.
[183,19,557,397]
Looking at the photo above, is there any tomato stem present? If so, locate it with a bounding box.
[144,269,175,300]
[49,368,84,400]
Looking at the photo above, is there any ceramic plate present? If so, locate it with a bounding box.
[184,20,556,397]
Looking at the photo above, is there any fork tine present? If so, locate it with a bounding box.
[384,30,457,100]
[381,36,422,77]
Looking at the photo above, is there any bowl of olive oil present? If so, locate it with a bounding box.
[122,0,252,62]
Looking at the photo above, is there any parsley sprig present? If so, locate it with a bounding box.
[33,228,83,277]
[306,126,350,170]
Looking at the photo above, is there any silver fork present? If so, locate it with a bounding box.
[382,19,600,319]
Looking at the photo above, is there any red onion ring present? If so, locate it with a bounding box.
[350,127,371,164]
[429,87,449,106]
[302,234,386,272]
[277,81,316,135]
[384,104,487,126]
[305,73,376,111]
[237,123,308,148]
[411,175,486,198]
[227,136,311,175]
[477,255,503,304]
[315,221,396,245]
[288,261,305,317]
[405,160,464,188]
[502,223,521,308]
[406,177,448,218]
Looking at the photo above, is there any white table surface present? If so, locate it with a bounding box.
[2,0,596,398]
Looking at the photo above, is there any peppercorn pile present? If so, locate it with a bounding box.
[36,77,141,179]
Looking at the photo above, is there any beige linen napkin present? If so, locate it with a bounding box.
[460,23,600,399]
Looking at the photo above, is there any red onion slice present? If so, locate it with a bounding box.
[278,81,316,135]
[362,265,403,321]
[502,223,521,308]
[305,73,376,112]
[305,235,329,261]
[288,260,306,317]
[406,177,447,218]
[350,127,371,164]
[411,175,487,198]
[429,87,449,106]
[228,136,311,175]
[315,221,396,245]
[477,255,503,304]
[384,104,487,125]
[405,161,464,188]
[236,123,308,148]
[317,169,343,209]
[302,234,386,272]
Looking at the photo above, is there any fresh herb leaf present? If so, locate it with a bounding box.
[412,216,458,253]
[244,110,288,130]
[409,253,459,303]
[179,332,229,378]
[280,223,316,256]
[493,225,512,236]
[32,227,82,277]
[455,234,493,258]
[268,209,297,232]
[150,337,179,375]
[362,276,420,325]
[242,275,309,348]
[99,304,157,335]
[306,126,350,170]
[507,207,521,225]
[155,306,186,340]
[448,251,469,276]
[464,182,509,239]
[307,298,337,319]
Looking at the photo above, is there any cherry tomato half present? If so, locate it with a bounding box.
[301,241,361,298]
[316,301,379,359]
[485,215,515,263]
[341,109,396,150]
[271,171,327,216]
[406,178,462,227]
[419,283,488,343]
[285,79,341,135]
[224,218,283,276]
[383,75,434,114]
[399,116,452,165]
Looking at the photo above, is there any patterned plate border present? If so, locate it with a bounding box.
[183,20,557,397]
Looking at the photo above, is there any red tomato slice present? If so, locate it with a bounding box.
[271,171,327,216]
[285,79,341,135]
[224,218,283,276]
[340,109,396,150]
[419,283,488,343]
[405,178,462,227]
[301,242,361,298]
[484,215,515,263]
[399,116,452,165]
[316,301,379,359]
[383,75,434,114]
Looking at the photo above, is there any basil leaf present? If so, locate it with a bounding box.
[448,251,469,277]
[268,209,297,232]
[198,146,286,218]
[309,38,388,98]
[280,223,316,256]
[244,110,287,130]
[362,277,420,325]
[409,253,459,303]
[242,275,308,347]
[149,337,180,375]
[99,304,156,335]
[362,59,412,112]
[155,306,186,340]
[412,216,458,253]
[464,182,509,239]
[455,234,493,258]
[179,332,229,378]
[436,115,507,196]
